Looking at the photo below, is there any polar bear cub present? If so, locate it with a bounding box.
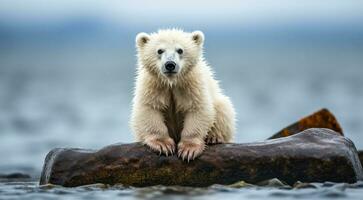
[130,29,235,161]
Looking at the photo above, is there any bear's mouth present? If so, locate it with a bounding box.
[164,71,177,76]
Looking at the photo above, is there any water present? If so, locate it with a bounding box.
[1,179,363,200]
[1,25,363,199]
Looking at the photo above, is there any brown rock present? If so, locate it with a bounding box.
[0,173,31,179]
[268,108,363,169]
[268,108,343,139]
[40,128,363,187]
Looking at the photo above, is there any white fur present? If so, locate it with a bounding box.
[130,29,235,161]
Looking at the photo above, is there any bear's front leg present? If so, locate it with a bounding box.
[131,105,175,156]
[178,108,214,161]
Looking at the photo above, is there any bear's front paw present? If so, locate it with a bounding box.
[177,139,205,162]
[144,136,175,156]
[205,134,225,145]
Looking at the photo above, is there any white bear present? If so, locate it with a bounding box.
[130,29,235,161]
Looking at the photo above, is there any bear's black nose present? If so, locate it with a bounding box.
[165,61,176,72]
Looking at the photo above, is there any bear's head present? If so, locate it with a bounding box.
[135,29,204,82]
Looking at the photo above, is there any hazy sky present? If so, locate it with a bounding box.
[1,0,363,27]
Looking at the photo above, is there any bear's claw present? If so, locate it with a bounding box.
[177,140,205,162]
[144,136,175,156]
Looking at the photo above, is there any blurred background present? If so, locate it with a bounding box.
[0,0,362,178]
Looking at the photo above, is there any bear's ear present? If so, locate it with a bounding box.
[191,31,204,46]
[136,32,150,49]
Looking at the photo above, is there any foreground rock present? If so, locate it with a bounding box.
[40,128,363,187]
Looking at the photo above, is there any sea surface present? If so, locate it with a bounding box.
[0,26,363,199]
[1,179,363,200]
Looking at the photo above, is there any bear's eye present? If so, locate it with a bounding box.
[177,48,183,54]
[157,49,164,55]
